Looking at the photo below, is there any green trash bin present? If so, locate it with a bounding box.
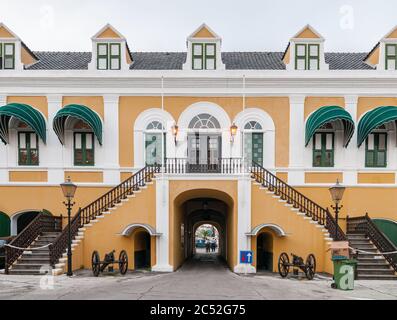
[332,257,357,290]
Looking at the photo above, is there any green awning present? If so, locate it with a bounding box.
[0,103,47,145]
[357,106,397,147]
[53,104,103,145]
[305,106,355,147]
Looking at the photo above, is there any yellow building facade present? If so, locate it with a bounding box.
[1,23,397,277]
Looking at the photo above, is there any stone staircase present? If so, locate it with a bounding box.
[8,232,60,275]
[347,233,397,280]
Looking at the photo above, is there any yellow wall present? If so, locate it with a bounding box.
[251,183,331,273]
[0,186,111,217]
[365,46,380,66]
[305,172,343,184]
[358,173,395,184]
[169,180,237,271]
[386,28,397,39]
[357,97,397,119]
[62,96,104,120]
[21,47,38,66]
[64,171,103,183]
[0,26,15,38]
[7,96,48,118]
[304,97,345,120]
[283,46,291,65]
[9,171,48,182]
[96,27,122,39]
[192,26,215,38]
[295,27,320,39]
[81,182,157,271]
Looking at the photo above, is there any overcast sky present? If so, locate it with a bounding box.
[1,0,397,53]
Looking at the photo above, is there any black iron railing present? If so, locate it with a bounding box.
[164,158,245,174]
[5,213,62,274]
[251,161,346,240]
[347,214,397,272]
[49,165,160,268]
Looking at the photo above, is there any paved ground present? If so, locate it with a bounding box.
[0,253,396,300]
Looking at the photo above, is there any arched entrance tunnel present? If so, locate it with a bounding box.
[172,189,235,270]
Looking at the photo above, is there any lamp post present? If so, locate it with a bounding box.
[230,123,238,143]
[60,177,77,277]
[329,179,346,241]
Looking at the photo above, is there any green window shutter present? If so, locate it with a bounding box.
[205,43,216,70]
[192,43,204,70]
[18,132,39,166]
[313,132,334,167]
[366,133,387,167]
[97,43,108,70]
[4,43,15,70]
[74,132,95,166]
[295,44,307,70]
[244,132,263,165]
[145,133,165,165]
[308,44,320,70]
[385,44,397,70]
[109,43,121,70]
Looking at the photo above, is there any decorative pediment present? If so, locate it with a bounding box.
[188,23,220,40]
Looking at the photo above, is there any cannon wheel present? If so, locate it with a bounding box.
[304,254,316,280]
[92,251,101,277]
[119,250,128,275]
[278,252,290,278]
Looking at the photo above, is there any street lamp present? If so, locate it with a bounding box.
[230,123,238,142]
[329,179,346,241]
[171,123,179,145]
[60,177,77,277]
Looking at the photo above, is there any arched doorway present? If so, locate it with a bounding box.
[134,230,151,270]
[256,232,273,272]
[11,210,42,235]
[0,212,10,237]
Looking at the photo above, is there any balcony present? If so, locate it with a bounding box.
[163,158,248,174]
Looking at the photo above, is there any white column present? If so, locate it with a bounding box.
[103,95,120,184]
[45,95,64,184]
[152,177,173,272]
[288,95,305,184]
[0,95,8,183]
[343,95,358,185]
[234,174,255,273]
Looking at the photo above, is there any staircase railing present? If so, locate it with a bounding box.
[5,213,62,274]
[251,161,347,241]
[49,165,160,268]
[347,214,397,272]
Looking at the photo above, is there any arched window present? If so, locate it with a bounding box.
[244,121,262,131]
[243,121,263,165]
[145,121,165,165]
[188,113,221,130]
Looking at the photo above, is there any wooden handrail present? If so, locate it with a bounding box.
[5,213,62,274]
[250,161,346,240]
[49,165,160,267]
[347,214,397,272]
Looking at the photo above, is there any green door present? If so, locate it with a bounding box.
[373,219,397,247]
[0,212,10,237]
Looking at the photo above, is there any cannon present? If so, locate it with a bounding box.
[278,252,316,280]
[91,250,128,277]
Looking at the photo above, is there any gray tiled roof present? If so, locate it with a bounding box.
[26,51,374,71]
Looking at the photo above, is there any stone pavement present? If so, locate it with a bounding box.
[0,253,396,300]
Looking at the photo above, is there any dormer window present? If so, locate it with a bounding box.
[385,44,397,70]
[192,43,216,70]
[0,43,15,70]
[295,43,319,70]
[97,43,121,70]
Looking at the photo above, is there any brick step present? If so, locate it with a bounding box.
[349,240,372,245]
[356,263,391,270]
[357,274,397,280]
[8,269,51,275]
[357,253,384,259]
[347,233,367,239]
[356,268,395,275]
[41,232,61,237]
[21,253,50,259]
[18,258,51,264]
[357,258,388,264]
[30,241,53,247]
[12,263,51,270]
[37,236,58,241]
[352,246,377,251]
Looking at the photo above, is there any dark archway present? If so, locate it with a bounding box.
[0,212,10,237]
[17,211,40,234]
[256,232,273,272]
[134,230,151,269]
